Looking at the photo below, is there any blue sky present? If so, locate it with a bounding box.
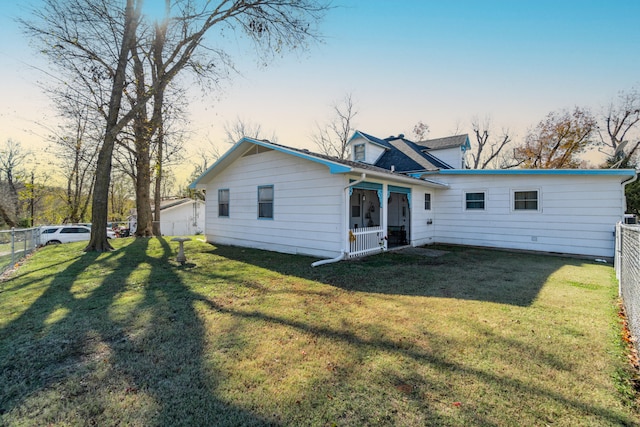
[1,1,639,176]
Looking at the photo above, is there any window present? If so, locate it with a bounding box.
[514,190,538,211]
[465,192,485,210]
[354,144,365,161]
[258,185,274,219]
[218,189,229,217]
[424,193,431,210]
[60,227,89,234]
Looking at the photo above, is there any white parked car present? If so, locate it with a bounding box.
[40,225,116,245]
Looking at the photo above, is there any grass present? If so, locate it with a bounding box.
[0,238,638,426]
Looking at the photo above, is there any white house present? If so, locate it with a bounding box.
[129,198,205,236]
[190,132,636,261]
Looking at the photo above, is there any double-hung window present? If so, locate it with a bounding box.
[258,185,274,219]
[424,193,431,210]
[354,144,365,161]
[514,190,538,211]
[465,192,485,210]
[218,189,229,217]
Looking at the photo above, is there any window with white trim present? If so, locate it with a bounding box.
[514,190,538,211]
[424,193,431,210]
[258,185,274,219]
[354,144,365,161]
[465,192,485,210]
[218,189,229,217]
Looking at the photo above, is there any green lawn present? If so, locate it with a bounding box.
[0,238,638,426]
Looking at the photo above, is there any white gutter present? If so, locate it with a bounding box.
[351,168,449,188]
[311,173,367,267]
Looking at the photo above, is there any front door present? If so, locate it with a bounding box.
[387,187,411,247]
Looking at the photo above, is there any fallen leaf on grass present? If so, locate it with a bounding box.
[395,383,412,394]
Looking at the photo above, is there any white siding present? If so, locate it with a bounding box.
[428,147,463,168]
[204,149,346,258]
[350,136,386,164]
[160,201,205,236]
[411,189,436,246]
[431,174,626,257]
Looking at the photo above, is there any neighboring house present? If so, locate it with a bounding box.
[129,198,205,236]
[190,132,635,260]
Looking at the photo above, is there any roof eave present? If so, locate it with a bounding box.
[189,137,352,189]
[348,130,390,150]
[436,168,636,176]
[351,167,449,188]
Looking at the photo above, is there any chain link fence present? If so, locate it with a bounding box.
[616,223,640,355]
[0,227,41,275]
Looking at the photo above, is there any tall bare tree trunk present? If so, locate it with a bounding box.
[152,125,163,236]
[151,11,169,237]
[135,143,153,236]
[85,0,139,252]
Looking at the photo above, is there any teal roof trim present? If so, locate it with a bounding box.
[437,169,636,176]
[188,137,351,189]
[348,130,389,150]
[349,180,383,191]
[462,136,471,151]
[188,139,242,189]
[247,139,351,174]
[388,185,411,194]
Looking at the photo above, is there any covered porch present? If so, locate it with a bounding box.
[346,181,413,258]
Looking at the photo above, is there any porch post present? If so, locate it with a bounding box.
[344,184,351,255]
[382,182,388,250]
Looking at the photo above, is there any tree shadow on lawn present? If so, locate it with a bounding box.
[209,244,587,307]
[0,238,272,426]
[184,289,632,426]
[0,240,632,426]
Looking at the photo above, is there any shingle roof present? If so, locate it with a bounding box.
[349,130,456,171]
[254,139,448,185]
[270,141,406,176]
[160,198,194,210]
[374,137,453,171]
[415,134,469,150]
[190,136,451,190]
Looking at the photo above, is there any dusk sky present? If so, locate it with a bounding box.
[1,1,639,179]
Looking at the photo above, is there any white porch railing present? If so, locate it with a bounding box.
[348,226,385,258]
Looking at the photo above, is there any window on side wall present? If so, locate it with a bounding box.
[354,144,365,161]
[424,193,431,210]
[218,189,229,217]
[514,190,538,211]
[258,185,274,219]
[465,192,485,210]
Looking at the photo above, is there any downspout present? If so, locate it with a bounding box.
[311,173,367,267]
[622,172,638,214]
[616,172,637,286]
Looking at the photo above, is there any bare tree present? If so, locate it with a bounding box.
[21,168,53,227]
[47,86,102,224]
[411,121,430,141]
[183,138,222,200]
[109,170,135,222]
[599,88,640,168]
[25,0,330,251]
[0,140,31,227]
[312,93,358,160]
[469,117,518,169]
[224,117,275,144]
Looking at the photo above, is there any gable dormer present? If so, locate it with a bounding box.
[415,134,471,169]
[347,130,389,164]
